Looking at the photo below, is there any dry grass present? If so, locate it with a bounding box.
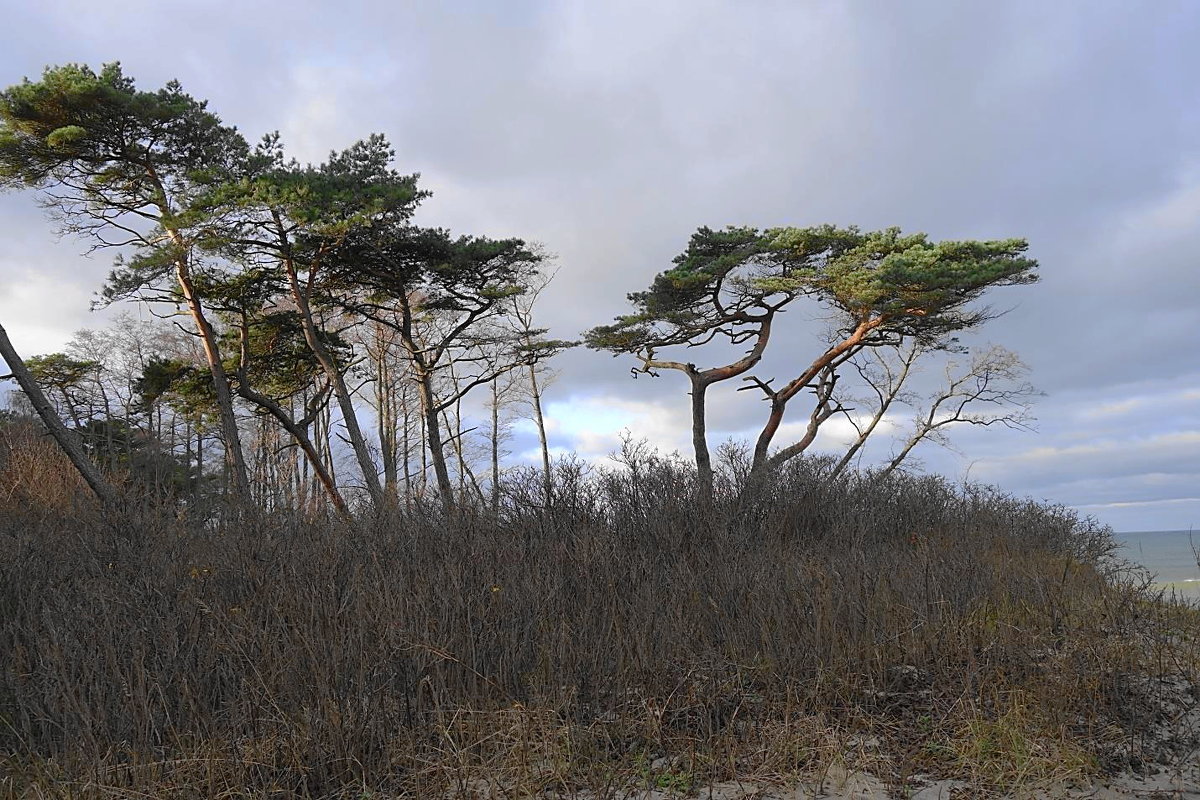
[0,433,1197,798]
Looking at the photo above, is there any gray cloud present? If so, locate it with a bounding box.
[1,1,1197,529]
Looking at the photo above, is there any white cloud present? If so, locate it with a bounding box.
[1080,398,1144,420]
[1074,498,1200,534]
[976,431,1200,483]
[544,394,690,464]
[0,266,95,356]
[1079,497,1200,511]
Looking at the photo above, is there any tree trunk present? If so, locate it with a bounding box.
[196,430,204,492]
[879,438,921,479]
[444,403,484,503]
[690,375,715,501]
[0,320,121,507]
[168,243,251,500]
[415,368,454,511]
[879,402,942,480]
[144,164,251,500]
[633,315,774,503]
[283,260,385,508]
[316,401,336,504]
[419,403,428,496]
[184,417,194,494]
[401,386,414,503]
[446,363,468,498]
[235,382,350,515]
[526,362,553,503]
[374,323,399,498]
[490,379,501,513]
[749,319,877,477]
[829,346,918,481]
[765,365,841,471]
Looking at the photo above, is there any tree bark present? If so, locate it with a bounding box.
[765,365,840,469]
[148,166,253,499]
[415,368,454,511]
[526,362,553,503]
[689,375,714,500]
[282,258,385,508]
[749,318,880,476]
[173,256,252,500]
[0,320,121,507]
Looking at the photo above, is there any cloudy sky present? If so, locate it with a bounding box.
[0,1,1197,531]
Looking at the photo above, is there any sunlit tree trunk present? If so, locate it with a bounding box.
[0,320,120,507]
[162,228,252,501]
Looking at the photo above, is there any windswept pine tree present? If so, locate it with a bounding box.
[196,133,426,509]
[1,65,574,512]
[0,63,254,497]
[586,225,1038,497]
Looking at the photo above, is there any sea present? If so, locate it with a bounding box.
[1113,529,1200,601]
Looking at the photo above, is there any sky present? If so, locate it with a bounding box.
[0,0,1197,532]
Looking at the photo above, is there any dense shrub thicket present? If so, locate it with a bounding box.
[0,425,1195,798]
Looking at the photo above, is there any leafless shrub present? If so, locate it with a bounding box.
[0,453,1194,798]
[0,418,90,512]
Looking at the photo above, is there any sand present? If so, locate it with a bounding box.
[605,762,1200,799]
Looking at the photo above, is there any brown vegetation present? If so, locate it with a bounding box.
[0,436,1197,798]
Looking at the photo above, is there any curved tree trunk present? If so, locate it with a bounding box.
[259,397,348,514]
[170,249,252,500]
[283,260,385,508]
[0,320,121,507]
[234,381,349,516]
[749,318,879,477]
[151,173,252,500]
[639,314,775,504]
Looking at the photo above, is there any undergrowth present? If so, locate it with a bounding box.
[0,426,1197,798]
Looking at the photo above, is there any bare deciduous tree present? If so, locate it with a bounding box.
[510,268,570,503]
[828,341,923,480]
[879,344,1039,478]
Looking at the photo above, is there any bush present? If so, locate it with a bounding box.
[0,452,1194,798]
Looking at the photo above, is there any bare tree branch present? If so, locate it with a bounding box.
[879,344,1040,479]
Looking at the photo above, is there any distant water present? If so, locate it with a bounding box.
[1114,529,1200,600]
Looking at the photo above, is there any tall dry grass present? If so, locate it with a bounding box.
[0,434,1196,798]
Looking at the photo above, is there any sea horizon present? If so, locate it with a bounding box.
[1113,529,1200,599]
